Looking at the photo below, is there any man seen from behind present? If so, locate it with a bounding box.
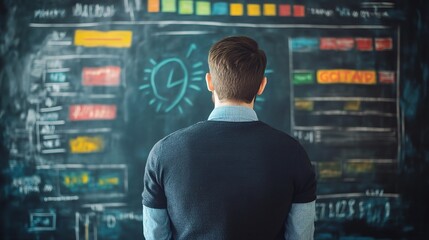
[142,36,317,240]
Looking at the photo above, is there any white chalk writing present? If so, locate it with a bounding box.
[51,31,67,40]
[46,60,63,69]
[309,8,335,17]
[293,130,321,143]
[316,198,392,224]
[12,176,41,194]
[39,112,60,121]
[366,189,384,196]
[72,4,116,18]
[102,212,142,229]
[308,7,390,19]
[34,9,66,19]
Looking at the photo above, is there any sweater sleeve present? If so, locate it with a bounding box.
[142,141,168,209]
[292,143,317,203]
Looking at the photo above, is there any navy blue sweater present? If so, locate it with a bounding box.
[143,121,316,240]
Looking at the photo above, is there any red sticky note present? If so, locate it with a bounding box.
[356,38,373,51]
[379,71,395,84]
[69,104,117,121]
[320,38,337,50]
[336,38,354,50]
[375,38,393,51]
[293,5,305,17]
[279,4,291,16]
[82,66,121,86]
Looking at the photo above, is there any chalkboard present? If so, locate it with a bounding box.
[1,0,428,239]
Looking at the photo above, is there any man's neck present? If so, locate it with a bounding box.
[215,100,254,109]
[213,92,255,109]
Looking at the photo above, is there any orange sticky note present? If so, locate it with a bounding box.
[317,69,376,85]
[148,0,160,12]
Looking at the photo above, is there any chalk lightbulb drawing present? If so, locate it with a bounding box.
[139,44,203,114]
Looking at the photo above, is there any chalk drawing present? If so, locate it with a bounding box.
[139,43,203,114]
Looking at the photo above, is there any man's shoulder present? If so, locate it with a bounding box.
[257,121,301,145]
[156,120,301,149]
[156,121,208,144]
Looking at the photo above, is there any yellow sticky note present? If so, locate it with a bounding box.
[294,100,314,111]
[179,0,194,14]
[263,4,276,16]
[162,0,176,12]
[247,4,261,16]
[196,1,211,15]
[345,161,374,175]
[74,30,132,48]
[230,3,244,16]
[318,161,342,179]
[70,136,104,153]
[99,177,119,185]
[344,101,361,111]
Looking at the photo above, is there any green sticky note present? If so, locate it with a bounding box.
[179,0,194,14]
[162,0,176,12]
[196,1,211,15]
[293,72,314,85]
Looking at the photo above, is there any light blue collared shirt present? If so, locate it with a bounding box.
[208,105,258,122]
[143,106,315,240]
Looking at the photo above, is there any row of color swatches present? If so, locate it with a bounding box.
[291,37,393,52]
[147,0,305,17]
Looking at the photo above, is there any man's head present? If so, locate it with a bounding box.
[207,36,267,104]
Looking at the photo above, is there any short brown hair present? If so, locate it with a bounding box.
[208,36,267,103]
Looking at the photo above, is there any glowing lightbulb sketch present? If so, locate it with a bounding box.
[139,44,203,114]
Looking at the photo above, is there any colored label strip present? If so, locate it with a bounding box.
[292,70,394,85]
[74,30,132,48]
[69,136,105,153]
[147,1,305,17]
[317,70,376,85]
[69,104,117,121]
[292,37,393,52]
[82,66,121,86]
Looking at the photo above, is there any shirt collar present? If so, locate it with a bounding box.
[208,106,258,122]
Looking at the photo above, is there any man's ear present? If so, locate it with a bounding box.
[206,73,214,92]
[257,77,267,95]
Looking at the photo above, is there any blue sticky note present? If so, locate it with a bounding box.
[212,2,228,15]
[291,38,319,52]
